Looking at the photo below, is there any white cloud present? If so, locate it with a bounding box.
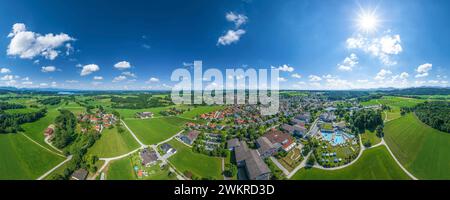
[291,73,302,79]
[66,80,79,83]
[21,81,33,85]
[428,80,439,84]
[357,79,369,83]
[308,75,322,82]
[1,75,14,81]
[41,66,57,72]
[415,63,432,78]
[0,68,11,74]
[80,64,100,76]
[112,75,127,82]
[217,29,246,46]
[121,71,136,78]
[147,77,159,83]
[277,64,294,72]
[400,72,409,79]
[347,33,402,66]
[93,76,103,80]
[277,77,287,82]
[7,23,74,60]
[114,61,131,70]
[338,53,358,71]
[226,12,248,28]
[374,69,392,81]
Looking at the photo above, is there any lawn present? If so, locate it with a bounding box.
[167,139,223,180]
[361,96,425,122]
[0,133,65,180]
[124,116,198,145]
[360,130,382,146]
[106,154,176,180]
[87,126,140,158]
[384,113,450,179]
[291,146,410,180]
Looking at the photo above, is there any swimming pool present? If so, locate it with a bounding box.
[321,130,350,146]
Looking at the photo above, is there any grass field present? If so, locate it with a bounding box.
[124,116,197,145]
[0,133,65,180]
[361,96,425,121]
[384,113,450,179]
[179,105,224,119]
[167,139,223,180]
[87,127,140,158]
[360,130,382,146]
[20,108,60,151]
[107,157,136,180]
[291,146,410,180]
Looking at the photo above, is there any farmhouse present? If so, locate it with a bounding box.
[44,125,55,138]
[136,112,153,119]
[71,169,88,180]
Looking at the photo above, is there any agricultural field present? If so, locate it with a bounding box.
[384,113,450,179]
[179,105,224,119]
[166,139,223,180]
[20,108,61,151]
[0,133,65,180]
[361,96,425,121]
[106,156,136,180]
[124,116,198,145]
[291,146,410,180]
[87,127,140,158]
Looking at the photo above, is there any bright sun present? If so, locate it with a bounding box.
[357,10,379,33]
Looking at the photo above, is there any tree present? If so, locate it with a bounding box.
[306,155,316,168]
[376,125,384,138]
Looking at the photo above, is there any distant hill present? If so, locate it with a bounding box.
[381,87,450,95]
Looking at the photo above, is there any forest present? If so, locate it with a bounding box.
[0,108,47,133]
[110,94,173,109]
[414,101,450,133]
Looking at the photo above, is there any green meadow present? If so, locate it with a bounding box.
[291,146,410,180]
[167,139,223,180]
[124,116,198,145]
[384,113,450,179]
[0,133,65,180]
[87,127,140,158]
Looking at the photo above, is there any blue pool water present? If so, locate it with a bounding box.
[321,130,352,146]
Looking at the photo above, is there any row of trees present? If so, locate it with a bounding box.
[414,101,450,133]
[0,102,26,110]
[0,108,47,133]
[38,97,63,105]
[111,94,173,109]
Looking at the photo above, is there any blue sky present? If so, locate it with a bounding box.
[0,0,449,90]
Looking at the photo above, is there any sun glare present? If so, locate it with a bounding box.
[356,9,379,33]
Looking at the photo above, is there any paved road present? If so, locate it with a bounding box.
[270,156,289,176]
[37,155,73,180]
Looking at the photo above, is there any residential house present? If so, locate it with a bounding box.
[179,130,200,145]
[295,113,311,123]
[281,124,295,135]
[256,137,278,159]
[137,112,153,119]
[140,148,158,167]
[160,143,176,155]
[71,169,88,180]
[227,138,240,151]
[264,129,296,152]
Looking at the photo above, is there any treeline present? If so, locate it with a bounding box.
[38,97,63,105]
[348,109,383,133]
[0,102,26,110]
[414,101,450,133]
[111,94,173,109]
[322,91,370,101]
[0,108,47,133]
[49,109,102,180]
[357,94,383,102]
[52,110,77,148]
